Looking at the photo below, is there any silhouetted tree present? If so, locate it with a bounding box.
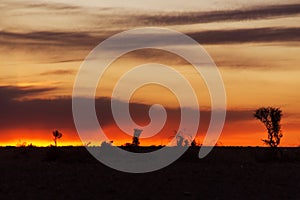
[254,107,283,148]
[132,129,142,147]
[52,130,62,147]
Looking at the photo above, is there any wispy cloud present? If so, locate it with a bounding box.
[0,31,101,47]
[0,85,56,101]
[39,69,75,76]
[25,2,81,11]
[138,3,300,25]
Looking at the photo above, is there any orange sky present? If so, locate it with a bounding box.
[0,1,300,147]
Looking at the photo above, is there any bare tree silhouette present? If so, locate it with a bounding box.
[52,130,62,147]
[254,107,283,148]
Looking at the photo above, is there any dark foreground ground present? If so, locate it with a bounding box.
[0,146,299,200]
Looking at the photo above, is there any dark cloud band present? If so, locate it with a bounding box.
[1,27,299,51]
[139,4,300,25]
[0,86,253,131]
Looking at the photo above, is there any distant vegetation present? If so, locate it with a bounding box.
[11,107,286,150]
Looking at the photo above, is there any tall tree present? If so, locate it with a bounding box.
[254,107,283,148]
[52,130,62,147]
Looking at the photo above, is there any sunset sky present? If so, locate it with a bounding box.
[1,0,300,147]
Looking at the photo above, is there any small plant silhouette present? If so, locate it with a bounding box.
[174,130,191,147]
[191,139,199,147]
[101,141,113,147]
[16,140,27,147]
[176,135,184,146]
[254,107,283,148]
[132,137,140,146]
[52,130,62,147]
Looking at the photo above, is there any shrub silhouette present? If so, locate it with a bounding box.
[101,141,113,147]
[174,131,192,147]
[176,135,184,146]
[16,140,27,147]
[254,107,283,148]
[191,139,200,147]
[52,130,62,147]
[132,137,140,146]
[184,139,189,147]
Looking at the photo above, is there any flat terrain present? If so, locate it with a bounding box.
[0,147,299,199]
